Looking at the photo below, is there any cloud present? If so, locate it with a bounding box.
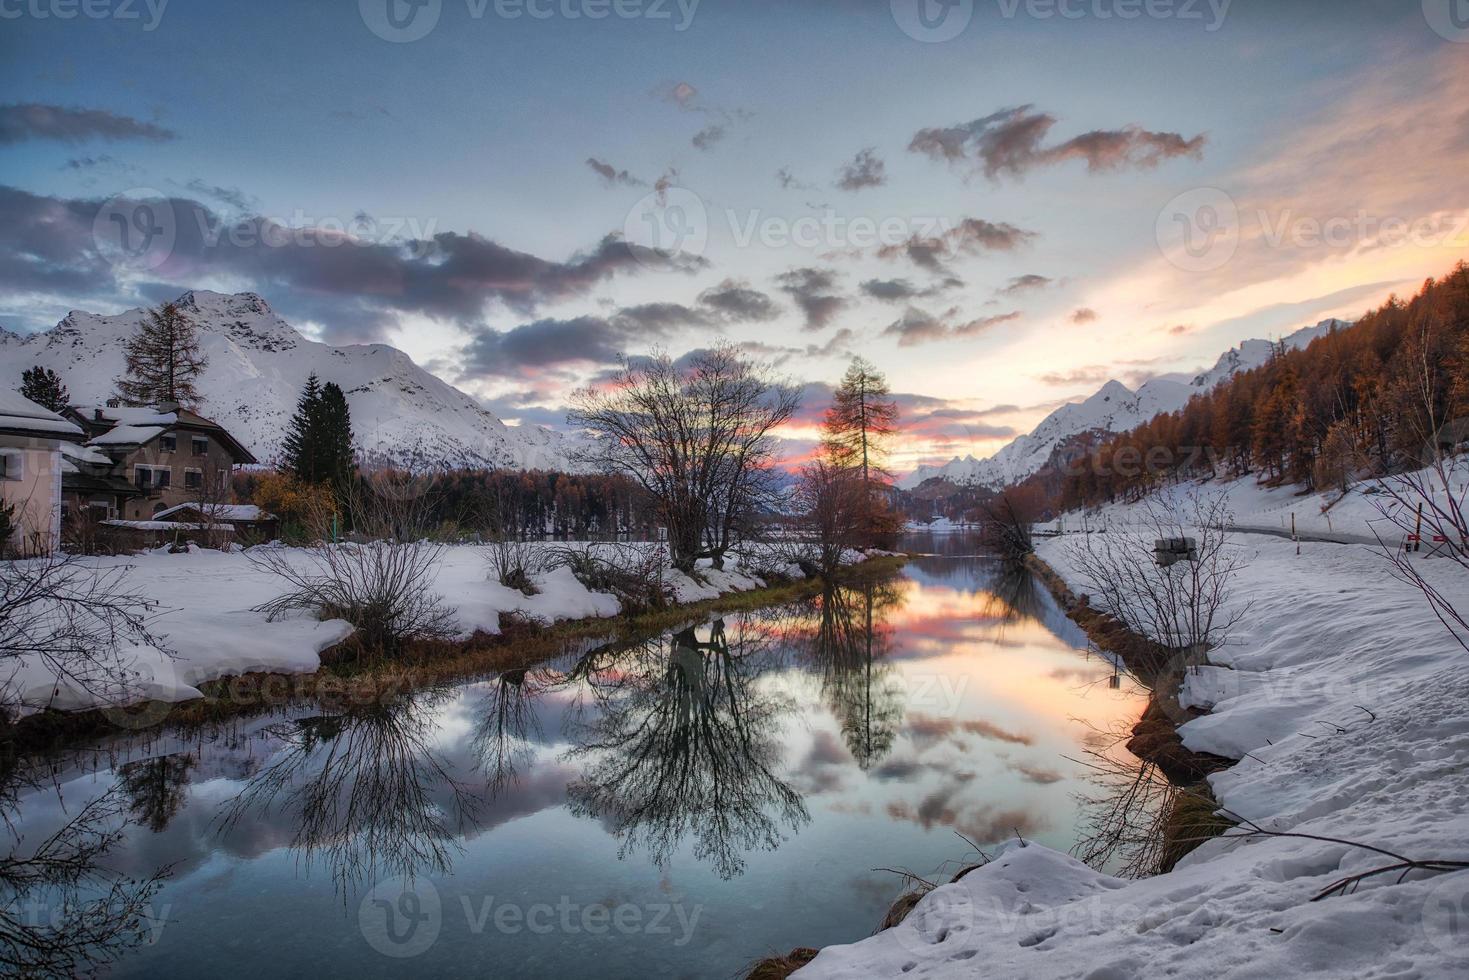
[1000,274,1052,295]
[859,276,962,302]
[0,185,705,340]
[775,267,847,330]
[181,179,258,212]
[775,167,814,191]
[1070,307,1098,324]
[883,306,1021,347]
[0,103,175,144]
[1011,764,1064,785]
[834,147,886,191]
[691,124,726,151]
[585,157,646,188]
[909,104,1204,181]
[1037,366,1113,386]
[877,217,1036,274]
[697,278,781,321]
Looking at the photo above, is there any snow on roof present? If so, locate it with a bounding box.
[101,519,234,532]
[59,441,112,465]
[88,424,165,446]
[0,390,83,436]
[76,405,179,427]
[154,503,274,522]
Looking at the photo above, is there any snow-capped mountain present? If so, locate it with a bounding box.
[900,319,1346,490]
[0,291,572,471]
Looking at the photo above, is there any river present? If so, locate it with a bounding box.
[1,532,1146,977]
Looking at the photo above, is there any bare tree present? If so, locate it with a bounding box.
[0,790,169,976]
[0,554,161,721]
[568,345,799,573]
[1066,489,1248,658]
[792,459,868,576]
[249,473,456,655]
[115,302,208,408]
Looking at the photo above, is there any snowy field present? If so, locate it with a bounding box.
[1,542,816,720]
[801,481,1469,978]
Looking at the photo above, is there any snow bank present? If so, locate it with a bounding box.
[799,503,1469,978]
[2,540,835,720]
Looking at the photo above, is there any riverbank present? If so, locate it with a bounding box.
[793,510,1469,978]
[1,544,907,752]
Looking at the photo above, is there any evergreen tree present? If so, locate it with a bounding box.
[116,302,209,407]
[281,375,355,488]
[281,373,323,482]
[318,381,356,489]
[19,365,69,412]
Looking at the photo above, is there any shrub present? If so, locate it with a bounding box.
[552,542,673,615]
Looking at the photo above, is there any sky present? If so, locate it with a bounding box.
[2,0,1468,474]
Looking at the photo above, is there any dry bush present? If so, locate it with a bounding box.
[1067,489,1248,657]
[1375,455,1469,652]
[551,542,673,615]
[249,474,456,655]
[0,553,160,720]
[485,537,553,596]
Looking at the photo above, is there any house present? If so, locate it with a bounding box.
[60,403,258,521]
[0,390,82,555]
[153,502,279,541]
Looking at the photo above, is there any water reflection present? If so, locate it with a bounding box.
[218,693,482,894]
[564,618,809,880]
[0,540,1149,978]
[795,579,906,770]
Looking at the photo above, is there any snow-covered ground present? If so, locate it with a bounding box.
[800,483,1469,978]
[0,541,819,720]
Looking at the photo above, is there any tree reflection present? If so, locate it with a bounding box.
[218,692,479,895]
[117,752,197,833]
[563,617,808,879]
[798,578,905,770]
[0,759,168,975]
[468,663,562,796]
[977,562,1047,632]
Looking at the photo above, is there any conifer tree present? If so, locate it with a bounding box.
[20,365,69,412]
[281,373,323,482]
[317,381,355,490]
[116,302,209,407]
[823,357,899,487]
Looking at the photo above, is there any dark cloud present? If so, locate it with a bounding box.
[882,306,1021,347]
[697,278,781,321]
[63,154,119,170]
[877,217,1035,274]
[0,103,174,144]
[181,179,257,213]
[691,124,726,151]
[585,157,646,188]
[1070,307,1098,324]
[1011,764,1064,785]
[1000,273,1052,295]
[0,185,705,341]
[834,147,886,191]
[910,104,1205,180]
[775,267,847,331]
[859,276,962,302]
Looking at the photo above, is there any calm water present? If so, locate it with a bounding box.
[3,534,1145,978]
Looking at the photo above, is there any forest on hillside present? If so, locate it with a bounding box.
[1052,263,1469,510]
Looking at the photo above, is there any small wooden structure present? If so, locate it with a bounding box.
[1154,536,1198,567]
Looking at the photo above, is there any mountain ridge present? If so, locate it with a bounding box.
[899,319,1348,490]
[0,291,572,472]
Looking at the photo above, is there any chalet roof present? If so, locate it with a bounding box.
[154,502,275,522]
[67,403,258,465]
[0,390,83,438]
[61,470,142,497]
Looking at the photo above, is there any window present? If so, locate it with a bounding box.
[0,450,20,481]
[184,469,203,489]
[135,465,171,489]
[161,434,177,453]
[192,436,208,457]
